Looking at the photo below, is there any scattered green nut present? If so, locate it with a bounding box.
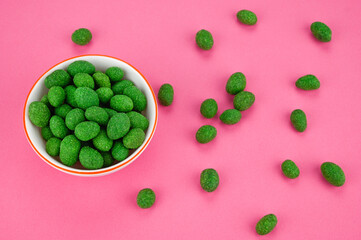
[126,111,149,131]
[74,87,99,110]
[200,168,219,192]
[311,22,332,42]
[290,109,307,132]
[28,101,51,127]
[219,109,242,125]
[85,106,109,125]
[123,128,146,149]
[237,10,257,25]
[101,151,114,168]
[123,86,147,112]
[46,137,61,156]
[281,160,300,179]
[64,85,77,107]
[60,135,81,166]
[41,126,54,141]
[93,129,113,152]
[137,188,156,209]
[196,125,217,144]
[79,146,104,170]
[45,69,71,89]
[48,86,66,107]
[111,141,129,161]
[74,121,100,141]
[296,74,320,90]
[54,104,72,118]
[321,162,345,187]
[93,72,111,88]
[107,113,131,140]
[71,28,92,46]
[226,72,246,95]
[256,214,278,235]
[112,80,134,95]
[96,87,114,104]
[40,94,51,107]
[200,99,218,119]
[195,29,214,50]
[110,95,133,112]
[106,66,124,82]
[73,73,95,89]
[67,60,95,77]
[158,83,174,106]
[104,108,117,118]
[65,108,85,130]
[49,115,68,139]
[233,91,255,111]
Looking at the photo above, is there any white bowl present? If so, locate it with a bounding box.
[23,55,158,177]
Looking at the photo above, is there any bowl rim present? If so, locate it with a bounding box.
[23,54,158,176]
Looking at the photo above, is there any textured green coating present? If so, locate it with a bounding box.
[137,188,156,209]
[200,99,218,119]
[96,87,114,104]
[219,109,242,125]
[93,72,111,88]
[46,137,61,156]
[79,146,104,170]
[196,125,217,144]
[226,72,246,95]
[256,214,278,235]
[74,87,99,110]
[48,86,65,107]
[321,162,345,187]
[41,126,54,141]
[71,28,92,46]
[54,104,72,118]
[311,22,332,42]
[112,80,134,95]
[126,111,149,131]
[290,109,307,132]
[110,95,133,112]
[123,86,147,112]
[195,29,214,50]
[281,160,300,179]
[123,128,146,149]
[74,121,100,141]
[101,152,114,168]
[49,115,69,139]
[200,168,219,192]
[111,141,129,161]
[67,60,95,77]
[296,74,320,90]
[106,66,124,82]
[45,69,71,88]
[64,85,77,107]
[40,94,51,107]
[73,73,95,89]
[233,91,255,111]
[93,129,113,152]
[158,83,174,106]
[104,108,117,118]
[60,135,81,166]
[237,10,257,25]
[65,108,85,130]
[28,101,51,127]
[107,113,131,140]
[85,106,109,125]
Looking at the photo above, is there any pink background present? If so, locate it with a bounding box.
[1,0,360,239]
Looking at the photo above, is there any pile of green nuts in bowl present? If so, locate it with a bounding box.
[28,60,149,170]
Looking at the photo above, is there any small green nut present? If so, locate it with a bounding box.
[64,85,77,107]
[112,80,134,95]
[48,86,66,107]
[74,87,99,110]
[123,86,147,112]
[45,69,71,89]
[106,66,124,82]
[290,109,307,132]
[79,146,104,170]
[104,108,117,118]
[219,109,242,125]
[158,83,174,106]
[123,128,145,149]
[237,10,257,25]
[200,168,219,192]
[321,162,345,187]
[28,101,51,127]
[137,188,156,209]
[96,87,114,104]
[107,113,131,140]
[49,115,69,139]
[46,137,61,156]
[233,91,255,111]
[281,160,300,179]
[226,72,246,95]
[40,94,51,107]
[101,151,114,168]
[311,22,332,42]
[93,129,113,152]
[200,99,218,119]
[110,95,133,112]
[196,125,217,144]
[111,141,129,161]
[256,214,278,235]
[54,104,72,118]
[195,29,214,50]
[296,74,320,90]
[73,73,95,89]
[126,111,149,131]
[60,135,81,166]
[41,126,54,141]
[93,72,111,88]
[74,121,100,141]
[85,106,109,125]
[67,60,95,77]
[65,108,85,130]
[71,28,92,46]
